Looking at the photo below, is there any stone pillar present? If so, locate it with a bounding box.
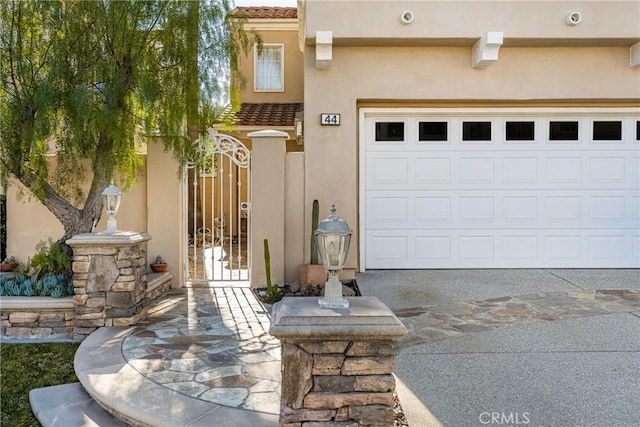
[270,297,407,427]
[249,130,289,287]
[66,232,151,340]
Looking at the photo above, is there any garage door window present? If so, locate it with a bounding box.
[592,121,622,141]
[462,122,491,141]
[375,122,404,141]
[549,121,579,140]
[419,122,448,141]
[506,121,535,141]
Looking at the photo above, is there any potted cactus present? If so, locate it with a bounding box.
[298,199,327,291]
[150,255,167,273]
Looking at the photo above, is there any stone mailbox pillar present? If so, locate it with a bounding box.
[67,232,151,340]
[270,297,407,427]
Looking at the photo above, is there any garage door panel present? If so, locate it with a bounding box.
[368,190,638,229]
[502,157,539,184]
[459,158,495,183]
[368,151,635,191]
[589,157,627,183]
[369,157,409,185]
[415,158,452,184]
[366,234,410,269]
[415,236,451,261]
[632,156,640,183]
[367,196,408,227]
[459,236,495,260]
[545,157,582,183]
[502,236,538,260]
[458,197,495,222]
[589,235,626,260]
[415,197,451,223]
[367,229,639,268]
[502,196,538,222]
[363,110,639,269]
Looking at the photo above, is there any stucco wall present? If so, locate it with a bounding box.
[304,0,640,43]
[237,28,304,104]
[146,142,183,287]
[6,159,147,264]
[302,43,640,271]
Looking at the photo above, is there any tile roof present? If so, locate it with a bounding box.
[227,102,303,127]
[231,7,297,19]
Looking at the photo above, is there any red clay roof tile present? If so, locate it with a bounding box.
[231,7,297,19]
[224,103,303,127]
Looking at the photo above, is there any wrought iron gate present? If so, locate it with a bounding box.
[184,131,251,283]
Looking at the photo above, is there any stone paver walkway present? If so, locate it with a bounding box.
[119,286,639,418]
[122,287,281,414]
[394,289,640,348]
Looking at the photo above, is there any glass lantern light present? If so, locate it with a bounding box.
[314,204,352,309]
[101,181,122,234]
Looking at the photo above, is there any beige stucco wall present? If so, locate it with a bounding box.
[250,131,288,287]
[146,142,183,287]
[302,42,640,271]
[6,159,147,264]
[237,28,304,103]
[304,0,640,44]
[285,152,305,283]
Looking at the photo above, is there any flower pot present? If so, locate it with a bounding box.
[0,263,16,272]
[299,264,327,292]
[150,263,167,273]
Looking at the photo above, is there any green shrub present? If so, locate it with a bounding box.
[28,238,72,280]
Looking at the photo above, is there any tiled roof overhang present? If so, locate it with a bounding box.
[222,103,303,127]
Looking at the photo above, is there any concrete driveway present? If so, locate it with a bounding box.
[356,269,640,427]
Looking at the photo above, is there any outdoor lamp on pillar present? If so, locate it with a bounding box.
[314,204,352,309]
[101,181,122,234]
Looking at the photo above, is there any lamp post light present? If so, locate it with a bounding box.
[101,181,122,234]
[314,204,352,309]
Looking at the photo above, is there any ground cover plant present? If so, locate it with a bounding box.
[0,342,79,426]
[0,274,73,298]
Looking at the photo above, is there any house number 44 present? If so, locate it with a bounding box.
[321,113,340,126]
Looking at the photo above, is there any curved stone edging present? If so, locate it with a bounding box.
[75,326,279,426]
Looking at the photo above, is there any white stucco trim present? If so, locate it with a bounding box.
[315,31,333,69]
[472,32,503,68]
[631,42,640,68]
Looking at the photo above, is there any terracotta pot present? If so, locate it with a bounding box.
[150,263,167,273]
[0,263,15,272]
[299,264,327,291]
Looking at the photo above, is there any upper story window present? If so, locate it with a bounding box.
[255,44,284,92]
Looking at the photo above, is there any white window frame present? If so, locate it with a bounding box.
[254,44,284,92]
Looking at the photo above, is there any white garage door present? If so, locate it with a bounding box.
[361,108,640,269]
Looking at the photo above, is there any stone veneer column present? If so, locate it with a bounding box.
[270,297,407,427]
[66,232,151,340]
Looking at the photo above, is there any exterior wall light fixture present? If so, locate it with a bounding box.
[314,204,352,309]
[101,181,122,234]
